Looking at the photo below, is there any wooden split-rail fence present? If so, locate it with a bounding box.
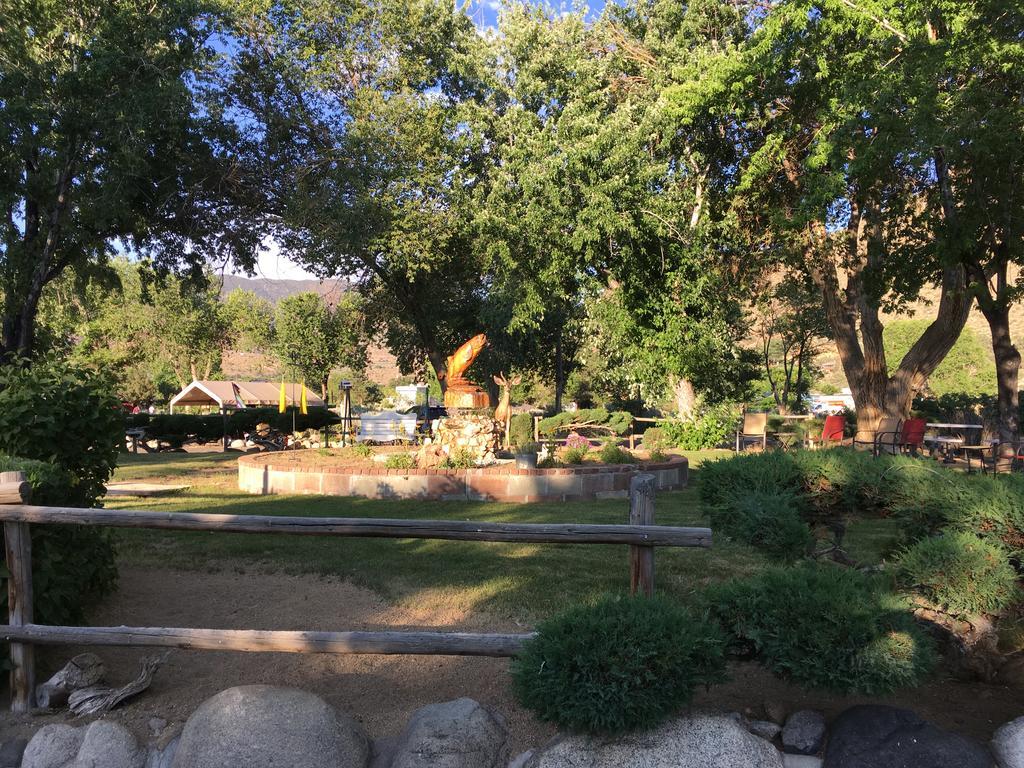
[0,471,711,713]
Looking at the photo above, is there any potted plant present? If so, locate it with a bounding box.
[514,441,541,469]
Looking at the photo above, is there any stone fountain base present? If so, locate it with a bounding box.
[419,414,501,467]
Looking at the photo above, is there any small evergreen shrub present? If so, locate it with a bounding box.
[509,413,535,451]
[538,408,632,437]
[699,451,803,508]
[384,454,417,470]
[896,532,1019,616]
[648,449,669,462]
[708,489,812,561]
[598,442,635,465]
[512,595,728,734]
[563,446,589,465]
[704,565,935,694]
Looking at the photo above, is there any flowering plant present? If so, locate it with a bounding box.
[565,431,591,450]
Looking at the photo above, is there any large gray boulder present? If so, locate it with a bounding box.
[385,698,509,768]
[22,721,143,768]
[526,714,784,768]
[170,685,369,768]
[823,705,992,768]
[992,716,1024,768]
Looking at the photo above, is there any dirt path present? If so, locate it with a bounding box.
[2,566,1021,751]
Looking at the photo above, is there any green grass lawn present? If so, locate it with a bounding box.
[104,448,898,621]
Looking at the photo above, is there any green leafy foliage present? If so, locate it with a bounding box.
[538,409,632,437]
[896,533,1019,617]
[885,321,996,398]
[598,443,635,465]
[660,407,736,450]
[384,453,417,470]
[512,595,728,734]
[440,448,476,469]
[127,407,339,442]
[707,490,812,562]
[641,427,668,453]
[563,446,589,465]
[0,456,117,650]
[350,443,375,459]
[0,357,123,506]
[508,414,535,451]
[705,565,935,694]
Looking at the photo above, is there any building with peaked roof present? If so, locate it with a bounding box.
[169,380,326,413]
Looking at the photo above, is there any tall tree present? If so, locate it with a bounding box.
[0,0,261,359]
[220,0,489,386]
[701,0,985,433]
[273,292,366,400]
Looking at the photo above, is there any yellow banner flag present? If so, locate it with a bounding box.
[278,379,287,414]
[300,381,308,415]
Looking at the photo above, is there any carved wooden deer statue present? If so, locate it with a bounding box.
[493,372,521,446]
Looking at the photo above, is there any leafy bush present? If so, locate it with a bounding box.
[896,532,1019,616]
[648,448,668,462]
[704,565,935,694]
[0,456,117,632]
[512,595,728,734]
[127,406,338,443]
[538,408,632,437]
[440,448,476,469]
[708,489,812,561]
[641,426,669,453]
[699,451,804,508]
[660,406,737,450]
[384,453,417,470]
[598,442,635,465]
[0,357,123,506]
[563,446,589,465]
[350,442,374,459]
[508,413,535,451]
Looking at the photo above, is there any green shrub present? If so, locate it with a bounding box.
[648,449,669,462]
[660,406,736,450]
[896,532,1019,616]
[708,490,812,561]
[350,442,374,459]
[128,406,339,443]
[509,413,535,451]
[440,448,476,469]
[538,408,632,437]
[384,453,417,470]
[642,426,669,453]
[0,456,117,632]
[563,446,589,465]
[598,442,635,465]
[512,595,728,734]
[699,451,803,508]
[704,565,935,694]
[0,356,123,506]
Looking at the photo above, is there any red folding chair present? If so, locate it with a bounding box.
[807,414,846,449]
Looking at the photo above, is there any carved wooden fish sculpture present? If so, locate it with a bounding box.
[443,333,487,385]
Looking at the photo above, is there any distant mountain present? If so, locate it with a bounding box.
[220,274,353,305]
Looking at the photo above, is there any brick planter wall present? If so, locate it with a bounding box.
[238,451,688,502]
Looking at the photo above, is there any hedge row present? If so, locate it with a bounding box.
[127,407,339,442]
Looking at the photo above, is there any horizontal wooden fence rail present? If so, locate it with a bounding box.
[0,625,533,658]
[0,472,711,714]
[0,505,712,548]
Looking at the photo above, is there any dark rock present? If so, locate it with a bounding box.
[0,738,27,768]
[823,705,992,768]
[782,711,826,755]
[749,720,783,742]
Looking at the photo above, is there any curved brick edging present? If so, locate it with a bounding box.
[237,450,688,502]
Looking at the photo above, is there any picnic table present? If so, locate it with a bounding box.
[925,422,985,463]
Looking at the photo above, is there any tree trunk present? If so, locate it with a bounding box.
[988,311,1020,447]
[554,331,564,412]
[427,350,448,394]
[673,377,697,420]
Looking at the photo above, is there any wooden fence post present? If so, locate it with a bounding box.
[1,470,33,712]
[629,473,655,597]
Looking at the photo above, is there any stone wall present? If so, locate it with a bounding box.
[238,451,688,502]
[419,415,501,467]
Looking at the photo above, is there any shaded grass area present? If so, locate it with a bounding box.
[106,448,898,621]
